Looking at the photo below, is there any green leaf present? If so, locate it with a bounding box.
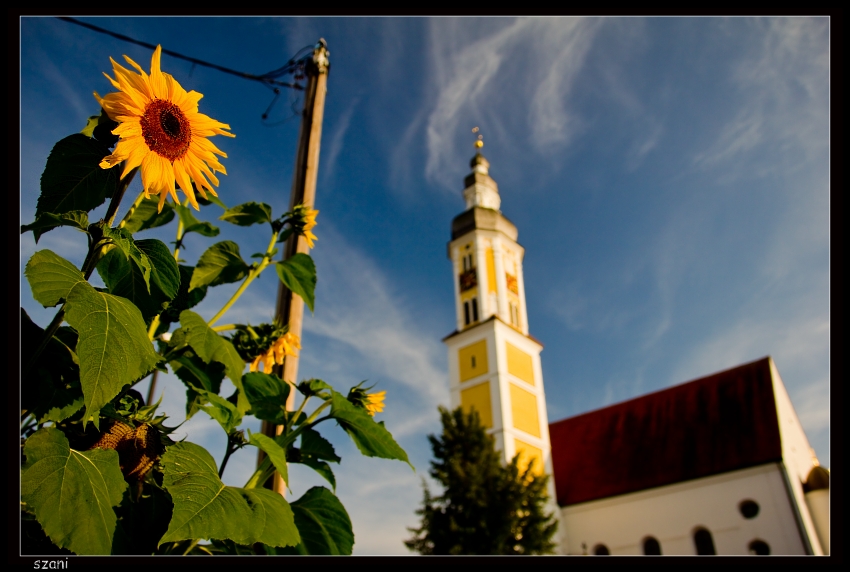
[101,227,152,292]
[252,248,279,259]
[275,253,316,312]
[21,427,127,555]
[111,481,173,555]
[189,241,249,291]
[242,372,291,424]
[281,487,353,555]
[302,427,341,463]
[80,108,119,147]
[171,310,248,412]
[330,392,412,468]
[33,370,84,423]
[197,389,242,434]
[174,203,220,237]
[24,250,86,308]
[159,265,207,325]
[295,428,339,491]
[297,378,334,399]
[36,134,120,218]
[170,353,224,418]
[21,309,83,423]
[64,281,161,426]
[96,239,179,321]
[121,197,175,234]
[248,432,289,490]
[219,202,273,226]
[197,193,227,209]
[21,210,89,243]
[137,238,180,302]
[80,114,101,138]
[159,442,299,548]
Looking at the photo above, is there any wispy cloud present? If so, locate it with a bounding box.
[693,18,829,179]
[30,48,92,126]
[321,97,359,186]
[417,18,602,190]
[527,19,599,149]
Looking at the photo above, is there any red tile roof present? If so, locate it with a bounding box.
[549,357,782,507]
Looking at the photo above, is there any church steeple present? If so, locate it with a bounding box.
[443,147,556,505]
[463,153,501,211]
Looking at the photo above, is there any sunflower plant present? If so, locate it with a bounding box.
[20,45,410,556]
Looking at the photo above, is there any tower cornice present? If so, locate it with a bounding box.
[442,314,544,348]
[450,207,518,242]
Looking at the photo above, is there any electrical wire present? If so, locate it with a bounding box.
[58,17,307,90]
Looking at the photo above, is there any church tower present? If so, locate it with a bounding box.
[443,145,555,497]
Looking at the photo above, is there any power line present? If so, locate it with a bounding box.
[57,17,306,91]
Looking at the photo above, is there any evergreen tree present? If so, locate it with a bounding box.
[405,406,558,555]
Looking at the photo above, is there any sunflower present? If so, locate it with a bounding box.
[250,332,301,374]
[302,209,319,248]
[364,391,386,417]
[95,45,235,211]
[291,205,319,248]
[347,383,386,416]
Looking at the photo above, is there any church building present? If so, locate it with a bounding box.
[443,149,830,556]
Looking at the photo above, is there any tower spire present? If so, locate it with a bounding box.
[463,127,501,211]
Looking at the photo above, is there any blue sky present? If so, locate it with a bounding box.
[20,17,830,555]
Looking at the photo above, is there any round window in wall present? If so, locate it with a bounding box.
[739,499,760,519]
[748,539,770,555]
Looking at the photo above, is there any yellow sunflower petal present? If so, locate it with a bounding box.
[304,231,317,249]
[120,138,150,177]
[173,163,199,210]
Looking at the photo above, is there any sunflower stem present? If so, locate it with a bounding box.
[284,395,310,435]
[207,231,279,327]
[117,190,146,229]
[211,324,237,332]
[218,433,240,478]
[172,197,189,262]
[147,316,162,342]
[302,400,332,427]
[147,198,189,343]
[244,457,274,490]
[104,167,139,227]
[181,539,201,556]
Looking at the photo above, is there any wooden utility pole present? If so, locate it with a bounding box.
[260,39,330,494]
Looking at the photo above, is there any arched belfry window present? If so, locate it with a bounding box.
[693,527,716,555]
[643,536,662,555]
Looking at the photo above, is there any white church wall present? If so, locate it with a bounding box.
[559,463,806,555]
[769,359,825,554]
[805,489,829,554]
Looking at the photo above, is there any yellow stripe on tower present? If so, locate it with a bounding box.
[461,381,492,428]
[510,383,541,437]
[459,339,488,382]
[506,342,534,386]
[486,247,497,293]
[514,438,545,477]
